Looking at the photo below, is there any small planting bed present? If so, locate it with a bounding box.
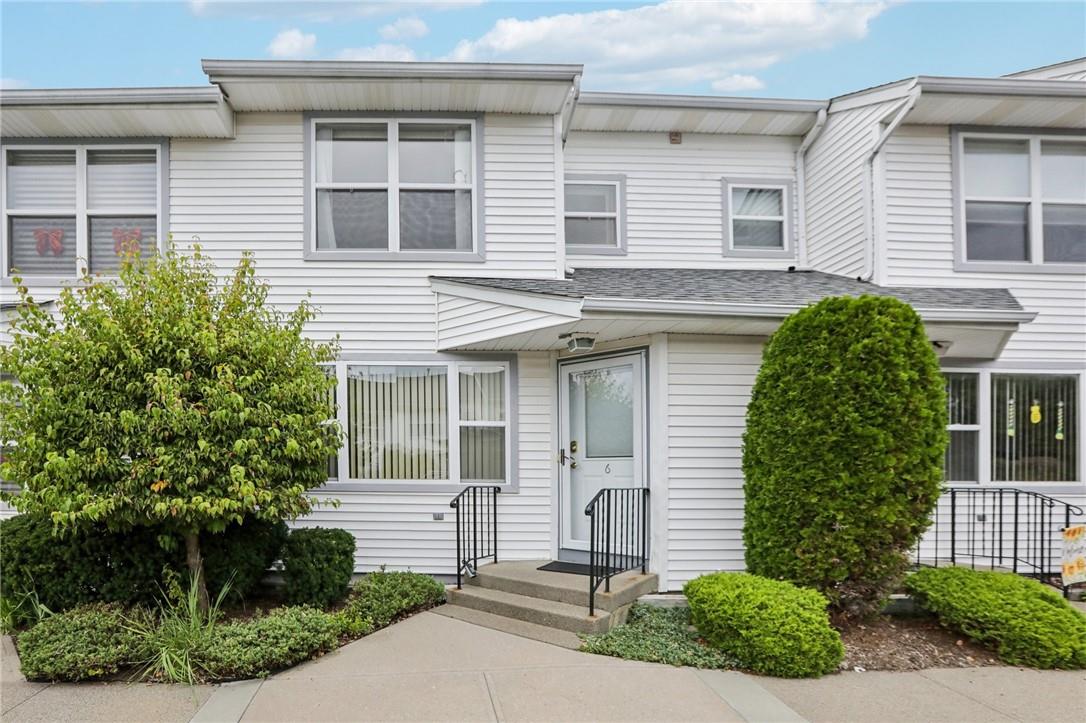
[839,615,1002,671]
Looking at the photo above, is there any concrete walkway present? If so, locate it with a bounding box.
[4,611,1085,722]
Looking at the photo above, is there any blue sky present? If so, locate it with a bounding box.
[2,1,1084,98]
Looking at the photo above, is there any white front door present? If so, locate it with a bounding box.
[559,352,646,552]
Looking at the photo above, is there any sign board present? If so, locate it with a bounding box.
[1062,524,1086,587]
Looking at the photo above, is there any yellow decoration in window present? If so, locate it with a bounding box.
[1030,400,1041,425]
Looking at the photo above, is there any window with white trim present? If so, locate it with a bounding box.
[564,177,623,253]
[311,119,477,255]
[722,178,793,257]
[3,145,161,277]
[958,132,1086,267]
[327,360,510,486]
[943,371,1079,484]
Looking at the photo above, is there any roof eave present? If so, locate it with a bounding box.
[0,86,225,107]
[201,59,584,83]
[576,91,827,114]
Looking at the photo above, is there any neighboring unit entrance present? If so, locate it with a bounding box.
[558,351,646,560]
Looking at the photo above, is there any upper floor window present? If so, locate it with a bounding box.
[956,131,1085,271]
[722,177,794,258]
[308,118,480,259]
[564,175,626,255]
[3,144,161,278]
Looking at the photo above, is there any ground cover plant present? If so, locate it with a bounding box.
[743,295,946,619]
[580,603,737,669]
[905,567,1086,669]
[684,572,844,678]
[0,248,341,611]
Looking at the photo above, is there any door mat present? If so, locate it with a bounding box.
[537,561,621,576]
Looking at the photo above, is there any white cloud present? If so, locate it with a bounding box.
[380,16,429,40]
[337,44,418,62]
[267,28,317,59]
[447,1,888,93]
[0,78,29,90]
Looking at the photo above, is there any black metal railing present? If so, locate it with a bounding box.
[915,487,1084,596]
[585,487,649,616]
[450,485,501,589]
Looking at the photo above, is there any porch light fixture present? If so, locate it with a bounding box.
[932,340,954,357]
[561,332,597,353]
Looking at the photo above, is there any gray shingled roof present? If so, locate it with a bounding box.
[432,268,1023,312]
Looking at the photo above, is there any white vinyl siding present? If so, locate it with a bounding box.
[666,334,762,587]
[883,125,1086,362]
[563,131,798,268]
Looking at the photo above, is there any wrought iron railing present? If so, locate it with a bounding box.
[450,485,501,589]
[585,487,649,616]
[915,487,1084,597]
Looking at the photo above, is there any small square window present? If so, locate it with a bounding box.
[564,179,622,252]
[725,182,789,255]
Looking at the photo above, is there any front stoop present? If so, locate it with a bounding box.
[444,560,658,636]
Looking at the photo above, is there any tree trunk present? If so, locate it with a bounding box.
[183,530,210,614]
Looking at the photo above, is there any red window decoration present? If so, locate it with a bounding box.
[112,227,142,256]
[33,228,65,256]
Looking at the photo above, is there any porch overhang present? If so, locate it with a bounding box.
[430,269,1035,359]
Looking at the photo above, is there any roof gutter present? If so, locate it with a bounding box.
[201,59,584,83]
[796,107,828,268]
[0,86,225,106]
[559,74,582,145]
[861,79,921,282]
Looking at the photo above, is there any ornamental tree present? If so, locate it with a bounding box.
[0,248,341,610]
[742,295,946,619]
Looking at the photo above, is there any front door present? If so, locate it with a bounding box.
[559,352,646,555]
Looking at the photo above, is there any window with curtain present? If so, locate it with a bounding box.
[959,133,1085,267]
[725,182,789,254]
[338,361,508,485]
[3,145,160,277]
[312,120,475,254]
[564,179,621,251]
[991,374,1078,483]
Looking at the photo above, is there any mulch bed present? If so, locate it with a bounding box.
[838,614,1002,671]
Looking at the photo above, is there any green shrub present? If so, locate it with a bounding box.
[198,607,343,680]
[743,295,946,618]
[341,570,446,628]
[17,604,149,681]
[905,568,1086,669]
[281,528,356,607]
[581,603,737,669]
[684,573,843,678]
[0,515,286,616]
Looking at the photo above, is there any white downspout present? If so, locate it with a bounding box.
[796,107,827,269]
[861,80,921,281]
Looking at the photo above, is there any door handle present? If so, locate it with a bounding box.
[559,448,568,466]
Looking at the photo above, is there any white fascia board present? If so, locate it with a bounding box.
[0,86,225,106]
[429,279,585,317]
[202,59,583,83]
[577,91,826,113]
[916,76,1086,98]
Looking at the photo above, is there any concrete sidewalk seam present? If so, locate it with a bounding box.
[0,680,53,717]
[694,669,808,723]
[916,669,1029,721]
[278,661,653,680]
[189,679,262,723]
[482,671,503,723]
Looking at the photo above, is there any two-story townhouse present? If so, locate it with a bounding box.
[2,58,1083,629]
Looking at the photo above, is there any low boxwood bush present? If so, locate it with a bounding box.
[341,570,446,628]
[684,573,844,678]
[17,604,149,681]
[198,606,344,680]
[0,515,287,616]
[581,603,737,669]
[905,567,1086,669]
[281,528,356,607]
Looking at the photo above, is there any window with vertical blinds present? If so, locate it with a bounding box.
[991,374,1078,483]
[334,361,510,485]
[944,372,980,482]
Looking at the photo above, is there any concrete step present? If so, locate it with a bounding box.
[467,560,658,613]
[446,585,629,635]
[431,603,583,649]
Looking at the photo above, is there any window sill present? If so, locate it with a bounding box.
[954,260,1086,275]
[722,247,795,260]
[565,245,627,257]
[303,250,486,263]
[312,480,516,494]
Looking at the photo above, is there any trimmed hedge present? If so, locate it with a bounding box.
[281,528,357,607]
[743,295,946,618]
[0,515,287,616]
[905,567,1086,669]
[684,573,844,678]
[341,570,446,628]
[17,604,149,681]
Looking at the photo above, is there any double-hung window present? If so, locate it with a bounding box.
[310,118,479,258]
[326,359,512,489]
[2,144,162,278]
[564,175,625,254]
[722,178,793,257]
[943,370,1080,485]
[956,131,1086,269]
